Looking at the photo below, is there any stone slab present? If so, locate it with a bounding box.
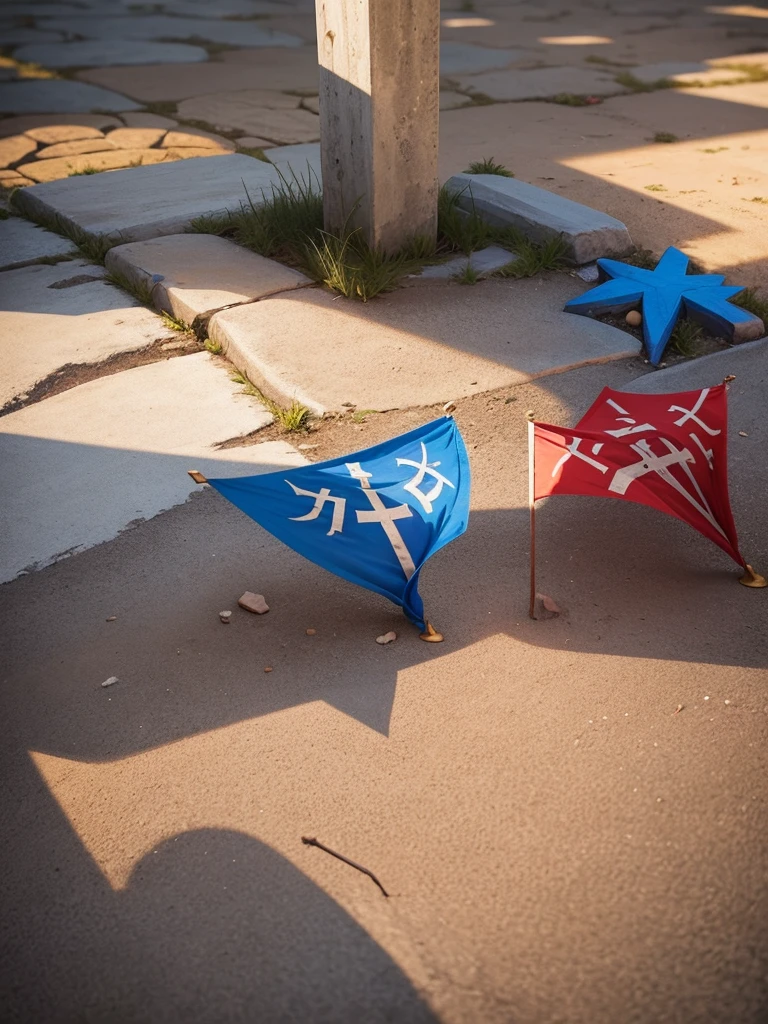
[119,112,178,129]
[0,353,306,583]
[0,171,34,188]
[439,90,472,111]
[44,16,304,47]
[104,234,313,323]
[18,147,169,182]
[13,40,209,67]
[14,121,115,142]
[160,128,235,151]
[177,92,319,144]
[263,142,321,186]
[13,154,283,245]
[207,276,642,415]
[444,173,633,265]
[34,138,115,159]
[414,245,517,280]
[0,80,140,114]
[105,127,166,149]
[0,134,37,169]
[628,62,708,84]
[440,42,524,77]
[454,66,621,101]
[0,216,77,271]
[0,259,177,406]
[79,51,320,101]
[621,337,768,396]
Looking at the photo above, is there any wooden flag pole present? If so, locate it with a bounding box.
[188,470,208,485]
[527,412,537,620]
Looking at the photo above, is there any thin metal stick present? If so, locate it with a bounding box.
[301,836,389,897]
[527,416,537,620]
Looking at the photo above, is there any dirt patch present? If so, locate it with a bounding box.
[1,334,201,417]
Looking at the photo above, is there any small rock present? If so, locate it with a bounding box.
[376,631,397,645]
[101,676,119,688]
[537,593,562,618]
[238,591,270,614]
[106,615,117,622]
[264,666,273,673]
[625,310,642,326]
[738,431,748,437]
[306,627,316,635]
[220,610,232,623]
[576,263,599,282]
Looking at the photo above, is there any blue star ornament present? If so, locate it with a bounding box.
[564,246,764,365]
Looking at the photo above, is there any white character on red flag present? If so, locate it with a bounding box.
[531,384,746,568]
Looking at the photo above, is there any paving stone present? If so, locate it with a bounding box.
[1,29,65,46]
[119,111,178,129]
[18,147,169,182]
[628,61,709,84]
[439,90,472,110]
[161,128,235,151]
[177,89,299,129]
[237,136,273,150]
[440,42,524,77]
[414,245,517,280]
[13,39,209,68]
[162,0,289,14]
[80,50,320,101]
[208,278,642,416]
[196,104,320,145]
[163,146,231,160]
[0,134,37,169]
[105,126,166,149]
[105,233,313,323]
[444,173,633,265]
[17,122,113,143]
[43,16,304,47]
[14,154,283,244]
[300,95,320,114]
[0,354,305,583]
[0,80,140,114]
[0,259,177,407]
[34,138,115,159]
[669,67,752,86]
[262,142,321,185]
[0,170,34,188]
[0,216,77,271]
[454,66,621,101]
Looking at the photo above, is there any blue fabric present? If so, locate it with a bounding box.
[207,416,470,630]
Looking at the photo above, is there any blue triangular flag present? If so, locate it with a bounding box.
[207,416,471,631]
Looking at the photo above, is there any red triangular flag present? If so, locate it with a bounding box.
[533,384,744,566]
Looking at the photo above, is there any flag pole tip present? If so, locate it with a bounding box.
[525,409,535,421]
[188,470,208,485]
[739,564,767,588]
[443,401,457,416]
[419,621,444,643]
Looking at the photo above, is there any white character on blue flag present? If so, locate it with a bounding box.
[204,416,471,634]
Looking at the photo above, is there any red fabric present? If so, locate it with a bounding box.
[533,384,744,566]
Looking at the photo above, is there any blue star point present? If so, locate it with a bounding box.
[564,246,760,364]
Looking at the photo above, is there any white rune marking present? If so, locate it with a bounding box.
[552,437,609,477]
[603,397,656,437]
[287,481,346,536]
[668,389,721,436]
[396,442,455,514]
[346,462,416,578]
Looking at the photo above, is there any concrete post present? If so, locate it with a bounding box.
[315,0,440,254]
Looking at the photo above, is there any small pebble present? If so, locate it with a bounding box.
[738,431,748,437]
[376,631,397,645]
[704,695,709,700]
[625,310,642,327]
[264,667,273,673]
[220,610,232,624]
[306,628,316,635]
[238,591,269,615]
[724,699,731,705]
[101,676,119,688]
[106,615,117,622]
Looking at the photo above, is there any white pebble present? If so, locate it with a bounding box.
[376,631,397,645]
[704,695,709,700]
[101,676,119,688]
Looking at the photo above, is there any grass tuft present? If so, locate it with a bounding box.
[464,156,514,177]
[652,131,678,143]
[644,183,667,192]
[748,196,768,204]
[732,287,768,323]
[104,268,154,306]
[230,370,311,432]
[68,165,103,176]
[494,235,569,278]
[161,311,192,333]
[454,262,480,285]
[669,319,704,358]
[204,338,223,355]
[550,93,590,106]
